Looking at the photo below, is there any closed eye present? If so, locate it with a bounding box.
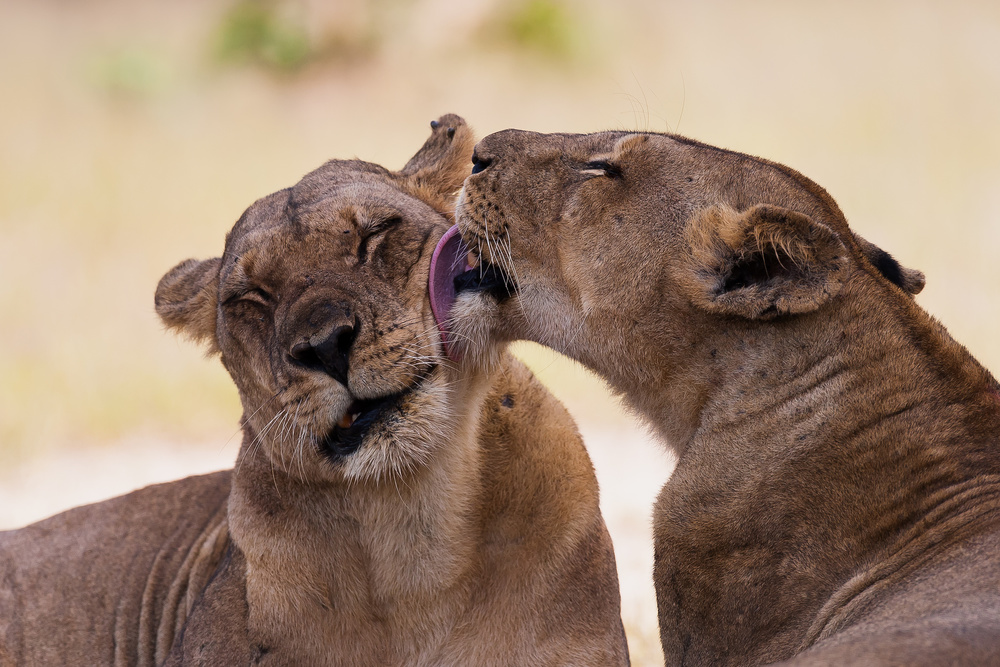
[223,286,273,307]
[358,215,402,264]
[581,160,623,179]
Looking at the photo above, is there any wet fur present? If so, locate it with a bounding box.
[453,128,1000,665]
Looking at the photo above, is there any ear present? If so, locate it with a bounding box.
[853,234,925,296]
[396,113,476,217]
[155,257,222,353]
[682,205,849,319]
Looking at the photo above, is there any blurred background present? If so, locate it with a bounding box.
[1,0,998,662]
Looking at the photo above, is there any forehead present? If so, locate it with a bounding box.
[477,130,630,157]
[478,129,744,165]
[223,161,438,256]
[290,158,395,208]
[290,182,424,230]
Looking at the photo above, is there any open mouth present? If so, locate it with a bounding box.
[320,384,420,460]
[428,225,517,361]
[453,261,516,301]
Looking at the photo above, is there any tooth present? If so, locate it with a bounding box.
[337,413,353,429]
[466,251,480,270]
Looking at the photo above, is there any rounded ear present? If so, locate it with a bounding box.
[681,205,849,319]
[396,113,476,217]
[155,257,222,353]
[853,234,925,296]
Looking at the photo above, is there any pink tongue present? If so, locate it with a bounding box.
[429,225,471,361]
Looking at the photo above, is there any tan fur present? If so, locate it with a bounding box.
[0,116,628,666]
[452,128,1000,665]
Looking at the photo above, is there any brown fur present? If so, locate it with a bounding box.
[452,128,1000,665]
[0,116,629,666]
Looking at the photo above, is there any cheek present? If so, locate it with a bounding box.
[219,318,279,395]
[220,347,273,411]
[517,283,580,332]
[223,302,275,339]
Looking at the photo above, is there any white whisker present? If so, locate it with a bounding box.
[502,227,529,322]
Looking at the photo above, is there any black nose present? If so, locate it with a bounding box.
[290,321,357,386]
[471,154,492,175]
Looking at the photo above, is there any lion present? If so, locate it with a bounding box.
[441,128,1000,665]
[0,116,630,667]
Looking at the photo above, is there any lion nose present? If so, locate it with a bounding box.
[289,321,357,386]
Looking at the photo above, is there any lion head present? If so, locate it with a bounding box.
[437,125,1000,667]
[444,130,924,370]
[155,115,476,484]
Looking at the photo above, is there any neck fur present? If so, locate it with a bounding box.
[602,272,1000,661]
[226,369,492,663]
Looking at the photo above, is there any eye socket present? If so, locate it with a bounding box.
[583,160,623,179]
[223,286,273,307]
[471,154,492,175]
[375,215,403,231]
[244,287,273,304]
[358,215,402,264]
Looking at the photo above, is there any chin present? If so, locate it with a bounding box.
[447,292,511,371]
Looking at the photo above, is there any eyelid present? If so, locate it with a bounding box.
[357,215,402,263]
[222,285,273,306]
[582,160,623,178]
[243,287,273,303]
[366,214,402,235]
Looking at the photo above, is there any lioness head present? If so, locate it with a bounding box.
[156,115,476,484]
[447,130,924,371]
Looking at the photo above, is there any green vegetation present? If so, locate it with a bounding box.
[483,0,581,59]
[214,0,313,72]
[212,0,399,74]
[87,48,170,97]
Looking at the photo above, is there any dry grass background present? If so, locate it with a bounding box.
[2,1,999,663]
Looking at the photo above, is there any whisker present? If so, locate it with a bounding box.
[291,401,307,480]
[563,302,592,352]
[501,227,529,322]
[225,390,281,459]
[239,407,285,476]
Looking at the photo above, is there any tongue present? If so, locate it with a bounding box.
[428,225,472,361]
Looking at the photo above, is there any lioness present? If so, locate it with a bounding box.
[0,116,629,666]
[442,129,1000,665]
